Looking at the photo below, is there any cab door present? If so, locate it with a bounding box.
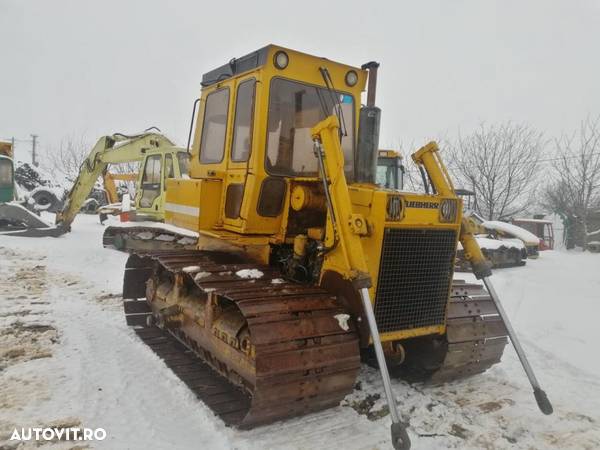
[136,153,163,218]
[196,86,232,228]
[223,77,256,229]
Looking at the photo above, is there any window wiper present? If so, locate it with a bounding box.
[318,67,348,140]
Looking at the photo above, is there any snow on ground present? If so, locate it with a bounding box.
[1,214,600,449]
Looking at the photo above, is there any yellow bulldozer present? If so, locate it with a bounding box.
[116,45,551,448]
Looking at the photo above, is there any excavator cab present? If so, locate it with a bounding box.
[135,149,189,219]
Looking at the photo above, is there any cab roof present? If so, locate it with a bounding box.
[201,44,362,87]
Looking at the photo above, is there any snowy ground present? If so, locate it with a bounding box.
[1,214,599,450]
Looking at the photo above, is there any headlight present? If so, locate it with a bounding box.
[273,51,289,70]
[345,70,358,86]
[439,199,457,222]
[386,195,404,221]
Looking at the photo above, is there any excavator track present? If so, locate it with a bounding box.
[122,249,361,428]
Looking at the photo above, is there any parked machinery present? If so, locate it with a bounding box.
[120,46,552,449]
[0,141,58,234]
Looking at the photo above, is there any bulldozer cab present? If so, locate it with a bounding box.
[164,44,467,343]
[165,45,367,236]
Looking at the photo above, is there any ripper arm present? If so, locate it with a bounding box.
[412,141,553,415]
[311,116,412,450]
[310,116,372,286]
[411,142,492,278]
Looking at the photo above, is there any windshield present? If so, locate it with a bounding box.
[0,158,12,187]
[266,78,355,180]
[376,158,403,190]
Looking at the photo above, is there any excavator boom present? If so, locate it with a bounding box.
[55,132,175,232]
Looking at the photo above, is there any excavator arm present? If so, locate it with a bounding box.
[55,132,174,232]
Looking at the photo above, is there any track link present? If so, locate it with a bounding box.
[122,309,252,425]
[429,280,508,383]
[123,250,361,428]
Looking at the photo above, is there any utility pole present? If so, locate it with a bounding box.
[30,134,38,166]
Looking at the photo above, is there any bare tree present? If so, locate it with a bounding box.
[45,134,91,183]
[44,134,139,195]
[544,116,600,250]
[447,123,544,220]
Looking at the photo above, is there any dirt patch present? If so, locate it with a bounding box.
[0,374,48,410]
[477,398,515,413]
[0,321,58,370]
[346,393,392,421]
[7,265,47,296]
[95,291,122,308]
[449,423,470,439]
[0,310,32,318]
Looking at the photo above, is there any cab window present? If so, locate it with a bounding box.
[266,78,355,180]
[140,154,162,208]
[142,155,162,184]
[177,152,190,175]
[200,88,230,164]
[231,79,256,162]
[164,154,174,179]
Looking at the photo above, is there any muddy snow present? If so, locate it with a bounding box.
[1,214,599,449]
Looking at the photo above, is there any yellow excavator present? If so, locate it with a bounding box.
[0,131,190,237]
[119,45,552,449]
[54,131,189,231]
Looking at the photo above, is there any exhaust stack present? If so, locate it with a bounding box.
[356,62,381,184]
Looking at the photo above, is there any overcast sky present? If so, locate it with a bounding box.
[1,0,599,163]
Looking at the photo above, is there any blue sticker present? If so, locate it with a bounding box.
[341,94,353,104]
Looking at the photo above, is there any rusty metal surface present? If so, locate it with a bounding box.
[122,308,252,426]
[103,226,198,252]
[122,250,360,429]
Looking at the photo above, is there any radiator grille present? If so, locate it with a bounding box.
[374,228,456,333]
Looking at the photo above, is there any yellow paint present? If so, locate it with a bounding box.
[379,325,446,342]
[160,45,487,346]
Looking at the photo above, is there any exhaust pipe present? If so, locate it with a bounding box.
[364,61,379,107]
[356,62,381,184]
